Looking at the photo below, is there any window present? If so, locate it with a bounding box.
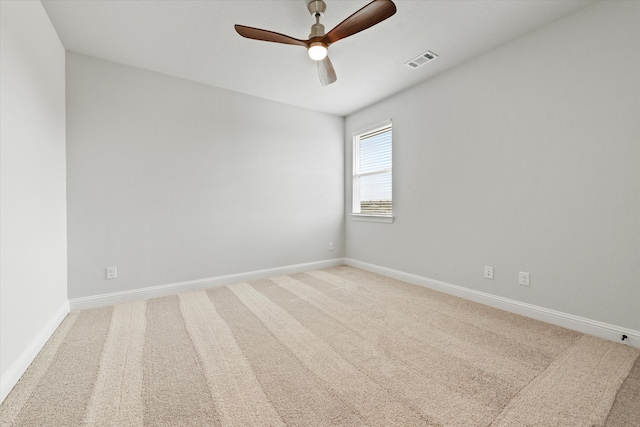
[352,120,392,220]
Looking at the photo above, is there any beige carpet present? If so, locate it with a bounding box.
[2,266,639,426]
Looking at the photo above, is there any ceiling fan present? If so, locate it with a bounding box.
[234,0,397,86]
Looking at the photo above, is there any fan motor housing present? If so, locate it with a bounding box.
[309,23,326,38]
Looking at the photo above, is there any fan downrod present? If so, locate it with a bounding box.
[308,0,327,39]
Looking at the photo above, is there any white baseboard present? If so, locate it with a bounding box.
[69,258,346,311]
[345,258,640,349]
[1,301,70,403]
[4,258,636,406]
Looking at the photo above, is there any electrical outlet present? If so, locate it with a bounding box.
[519,272,530,286]
[328,242,333,251]
[106,267,117,279]
[484,266,494,280]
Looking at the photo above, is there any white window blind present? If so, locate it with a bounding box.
[352,121,392,216]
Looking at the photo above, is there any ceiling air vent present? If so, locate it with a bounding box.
[406,50,438,69]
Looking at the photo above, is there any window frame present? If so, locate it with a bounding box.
[351,119,394,223]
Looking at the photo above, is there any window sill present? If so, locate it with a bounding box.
[351,214,394,223]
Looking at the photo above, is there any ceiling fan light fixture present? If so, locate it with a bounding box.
[235,0,397,84]
[308,42,328,61]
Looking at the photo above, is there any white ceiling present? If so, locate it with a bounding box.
[41,0,596,117]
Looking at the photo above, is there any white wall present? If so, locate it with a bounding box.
[66,52,344,300]
[0,0,69,402]
[345,0,640,332]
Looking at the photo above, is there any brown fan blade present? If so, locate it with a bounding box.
[234,25,308,47]
[322,0,396,45]
[317,56,337,86]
